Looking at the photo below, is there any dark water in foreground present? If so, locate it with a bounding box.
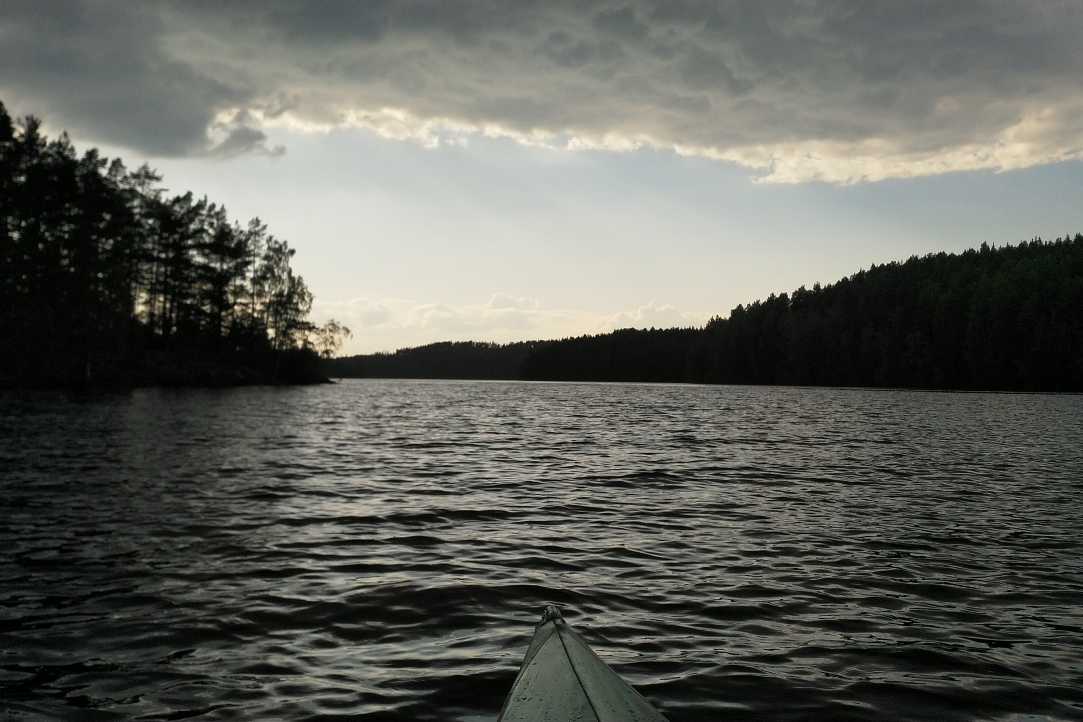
[2,380,1082,722]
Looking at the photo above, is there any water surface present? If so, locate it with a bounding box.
[2,380,1081,721]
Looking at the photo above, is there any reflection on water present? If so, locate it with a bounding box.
[1,381,1082,721]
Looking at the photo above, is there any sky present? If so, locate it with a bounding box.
[2,1,1082,354]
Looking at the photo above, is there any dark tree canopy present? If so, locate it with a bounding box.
[328,238,1083,392]
[0,100,348,388]
[524,238,1083,391]
[522,328,699,383]
[326,341,544,380]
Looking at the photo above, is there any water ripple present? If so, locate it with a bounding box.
[1,381,1081,721]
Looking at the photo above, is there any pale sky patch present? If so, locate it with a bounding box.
[312,295,711,354]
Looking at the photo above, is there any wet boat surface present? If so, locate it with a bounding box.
[498,606,668,722]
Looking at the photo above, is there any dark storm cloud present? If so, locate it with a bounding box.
[0,0,258,156]
[207,111,286,159]
[3,0,1082,181]
[680,47,748,95]
[264,0,392,44]
[592,6,650,40]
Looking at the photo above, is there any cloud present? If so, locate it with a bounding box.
[3,1,1083,181]
[206,110,285,158]
[592,6,650,40]
[607,301,704,330]
[311,294,710,354]
[680,47,749,95]
[0,0,245,156]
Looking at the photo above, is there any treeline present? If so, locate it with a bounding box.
[525,237,1083,391]
[323,237,1083,391]
[521,328,699,382]
[325,341,544,380]
[0,100,347,388]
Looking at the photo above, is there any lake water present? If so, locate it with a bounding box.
[2,380,1082,721]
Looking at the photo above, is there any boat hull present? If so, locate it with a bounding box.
[498,606,667,722]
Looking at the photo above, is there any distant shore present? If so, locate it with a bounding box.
[2,348,330,391]
[326,236,1083,393]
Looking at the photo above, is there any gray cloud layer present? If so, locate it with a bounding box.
[3,0,1082,181]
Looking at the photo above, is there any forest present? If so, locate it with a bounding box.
[0,101,348,388]
[524,236,1083,391]
[335,237,1083,392]
[324,341,544,380]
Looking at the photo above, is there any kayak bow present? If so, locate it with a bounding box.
[498,606,668,722]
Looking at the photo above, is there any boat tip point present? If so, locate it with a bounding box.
[539,604,564,625]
